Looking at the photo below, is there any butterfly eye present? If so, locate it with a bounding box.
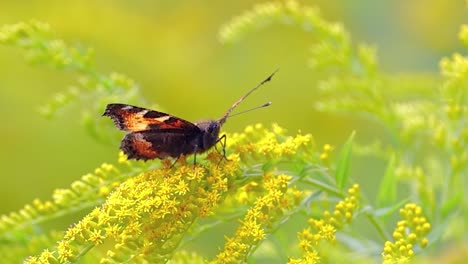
[208,122,218,133]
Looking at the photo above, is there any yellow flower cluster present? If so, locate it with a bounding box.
[0,163,121,240]
[0,20,93,72]
[211,173,301,263]
[0,20,50,43]
[319,144,334,165]
[439,53,468,91]
[23,124,314,263]
[219,1,283,43]
[288,184,360,264]
[382,203,430,264]
[219,0,345,49]
[231,123,314,161]
[26,158,239,264]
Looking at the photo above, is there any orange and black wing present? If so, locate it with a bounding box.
[120,130,200,160]
[103,103,202,160]
[103,103,200,132]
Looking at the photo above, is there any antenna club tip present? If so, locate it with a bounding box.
[272,68,280,76]
[265,68,279,81]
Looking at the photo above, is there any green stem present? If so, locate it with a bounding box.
[364,211,391,242]
[68,244,95,264]
[302,178,343,198]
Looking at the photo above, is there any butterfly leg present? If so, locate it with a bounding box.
[192,145,198,166]
[170,155,181,168]
[214,135,229,168]
[218,134,229,161]
[213,139,221,155]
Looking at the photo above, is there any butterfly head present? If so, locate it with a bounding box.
[196,120,221,151]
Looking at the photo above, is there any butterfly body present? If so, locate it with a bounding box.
[103,70,277,161]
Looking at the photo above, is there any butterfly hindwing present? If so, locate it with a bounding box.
[121,130,200,160]
[103,103,200,132]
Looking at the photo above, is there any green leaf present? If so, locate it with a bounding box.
[376,153,397,207]
[335,131,355,191]
[441,193,462,218]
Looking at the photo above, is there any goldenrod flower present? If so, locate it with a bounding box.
[288,184,360,263]
[382,203,431,264]
[20,124,317,263]
[211,174,300,264]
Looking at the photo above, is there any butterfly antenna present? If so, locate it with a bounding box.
[226,101,271,118]
[218,69,278,125]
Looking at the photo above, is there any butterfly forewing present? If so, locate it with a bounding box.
[103,103,200,132]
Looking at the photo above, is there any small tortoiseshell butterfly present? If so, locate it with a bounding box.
[103,70,277,162]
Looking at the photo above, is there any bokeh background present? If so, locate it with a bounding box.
[0,0,466,217]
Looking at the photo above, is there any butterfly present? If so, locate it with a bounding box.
[103,70,277,162]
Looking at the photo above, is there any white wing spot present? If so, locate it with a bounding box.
[155,116,171,122]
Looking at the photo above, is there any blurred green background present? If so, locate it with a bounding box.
[0,0,465,214]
